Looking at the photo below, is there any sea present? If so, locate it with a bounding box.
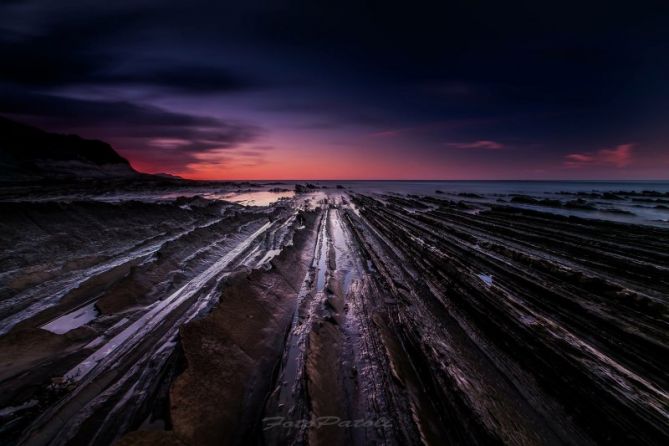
[313,180,669,227]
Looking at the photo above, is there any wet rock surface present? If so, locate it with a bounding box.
[0,187,667,445]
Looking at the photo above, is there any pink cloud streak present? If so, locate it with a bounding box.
[564,143,634,168]
[445,140,505,150]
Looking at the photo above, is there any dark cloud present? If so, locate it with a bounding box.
[0,0,668,177]
[0,87,219,128]
[0,86,260,171]
[0,34,253,93]
[0,2,257,94]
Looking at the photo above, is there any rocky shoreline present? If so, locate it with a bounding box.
[0,188,667,445]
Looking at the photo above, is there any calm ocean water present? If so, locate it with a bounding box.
[324,180,669,195]
[309,180,669,226]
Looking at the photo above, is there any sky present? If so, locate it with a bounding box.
[1,0,668,180]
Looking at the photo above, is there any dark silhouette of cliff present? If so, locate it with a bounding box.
[0,116,138,181]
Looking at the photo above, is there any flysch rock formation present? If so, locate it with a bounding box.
[0,189,667,446]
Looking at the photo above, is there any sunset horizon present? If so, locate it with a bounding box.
[1,2,668,446]
[2,2,668,182]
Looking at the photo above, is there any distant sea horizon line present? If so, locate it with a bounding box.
[185,178,669,183]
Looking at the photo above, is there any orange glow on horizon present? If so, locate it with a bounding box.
[122,137,465,180]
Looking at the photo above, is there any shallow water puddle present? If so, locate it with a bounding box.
[208,190,295,206]
[330,209,361,296]
[42,301,98,334]
[477,273,494,286]
[315,213,329,293]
